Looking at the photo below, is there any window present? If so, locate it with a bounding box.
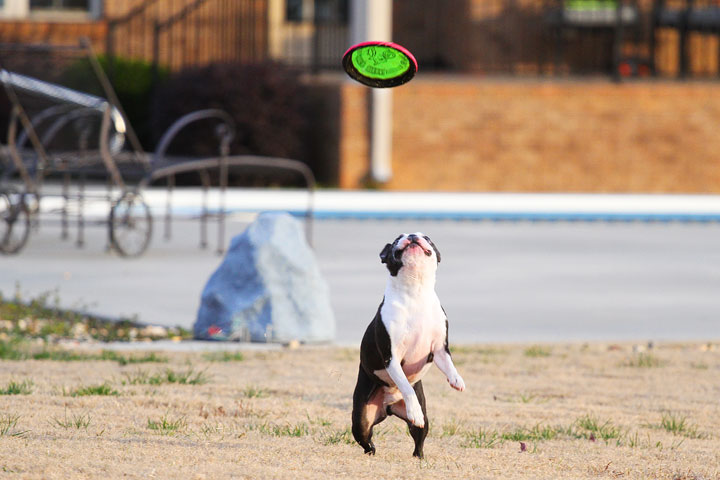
[30,0,89,9]
[0,0,101,19]
[286,0,348,23]
[315,0,347,22]
[286,0,304,21]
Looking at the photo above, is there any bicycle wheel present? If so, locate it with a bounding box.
[0,190,31,255]
[109,191,152,257]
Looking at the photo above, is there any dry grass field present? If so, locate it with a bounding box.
[1,342,719,479]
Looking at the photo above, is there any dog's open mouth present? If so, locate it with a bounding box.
[395,241,432,258]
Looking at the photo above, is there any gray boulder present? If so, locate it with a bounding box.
[194,212,335,343]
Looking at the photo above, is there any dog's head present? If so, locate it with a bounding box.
[379,232,441,277]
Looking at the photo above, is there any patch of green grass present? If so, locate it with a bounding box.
[122,368,209,386]
[323,426,354,445]
[31,350,95,361]
[197,422,223,438]
[463,427,502,449]
[195,421,242,440]
[0,379,33,395]
[460,415,706,451]
[530,424,560,441]
[518,392,538,403]
[450,345,506,355]
[40,349,167,365]
[242,385,268,398]
[51,410,91,430]
[0,414,28,438]
[572,414,621,441]
[524,345,552,358]
[626,430,641,448]
[202,351,245,362]
[441,418,462,437]
[259,422,310,437]
[0,338,26,360]
[147,414,186,435]
[101,351,168,366]
[658,412,705,439]
[0,289,192,342]
[501,424,560,442]
[64,383,119,397]
[690,362,709,370]
[622,353,665,368]
[0,339,169,365]
[306,414,332,427]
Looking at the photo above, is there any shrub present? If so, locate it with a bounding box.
[61,55,169,149]
[151,62,311,169]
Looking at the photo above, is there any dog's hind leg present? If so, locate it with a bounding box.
[388,381,429,458]
[352,365,387,455]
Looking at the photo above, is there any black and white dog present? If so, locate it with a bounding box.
[352,233,465,458]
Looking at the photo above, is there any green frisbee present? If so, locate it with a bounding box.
[342,41,418,88]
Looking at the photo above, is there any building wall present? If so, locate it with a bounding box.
[0,21,106,50]
[337,79,720,193]
[105,0,268,70]
[393,0,714,77]
[0,0,268,69]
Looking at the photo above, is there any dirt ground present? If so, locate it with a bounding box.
[0,342,719,479]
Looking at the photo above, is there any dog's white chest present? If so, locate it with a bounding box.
[379,291,446,383]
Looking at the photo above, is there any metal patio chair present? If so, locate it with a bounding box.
[1,39,315,257]
[0,39,152,256]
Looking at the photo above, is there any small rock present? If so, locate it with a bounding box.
[140,325,168,339]
[286,339,301,350]
[72,323,88,338]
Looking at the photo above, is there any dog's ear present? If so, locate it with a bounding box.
[424,236,441,263]
[379,243,393,264]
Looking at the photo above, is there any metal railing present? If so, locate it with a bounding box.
[105,0,267,74]
[142,109,315,253]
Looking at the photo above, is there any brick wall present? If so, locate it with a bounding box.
[337,78,720,193]
[0,21,106,50]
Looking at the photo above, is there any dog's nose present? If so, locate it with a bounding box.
[407,234,418,243]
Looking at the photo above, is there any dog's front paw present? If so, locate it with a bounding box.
[406,397,425,428]
[448,373,465,392]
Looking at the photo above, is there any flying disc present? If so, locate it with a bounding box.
[342,41,417,88]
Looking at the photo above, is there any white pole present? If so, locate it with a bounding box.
[350,0,393,183]
[4,0,29,18]
[370,88,392,182]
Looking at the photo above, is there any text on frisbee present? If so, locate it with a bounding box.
[342,41,418,88]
